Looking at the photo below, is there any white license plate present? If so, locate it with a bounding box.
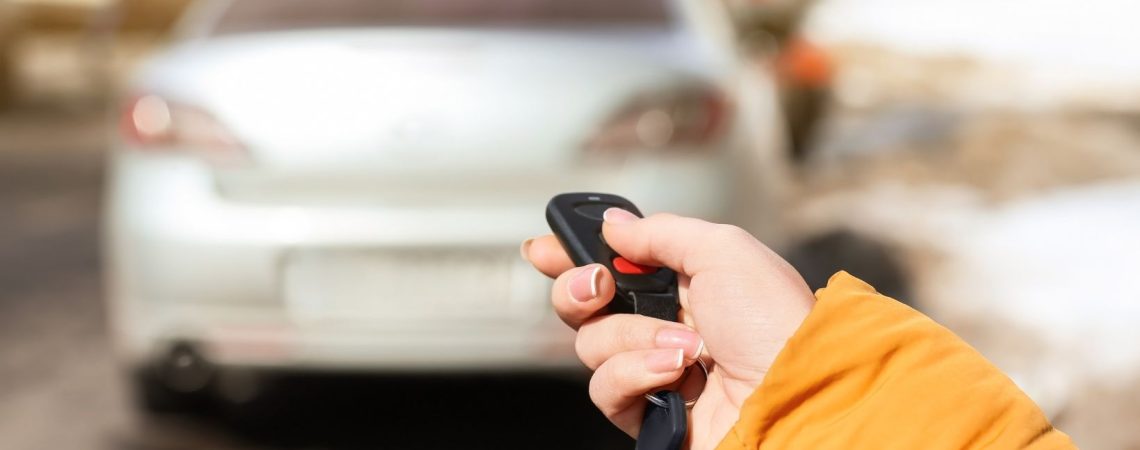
[283,249,526,322]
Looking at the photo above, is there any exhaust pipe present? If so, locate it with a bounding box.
[158,342,214,393]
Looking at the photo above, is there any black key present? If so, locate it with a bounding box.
[635,391,688,450]
[546,193,689,450]
[545,193,680,321]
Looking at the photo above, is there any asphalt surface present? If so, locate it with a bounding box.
[0,110,629,450]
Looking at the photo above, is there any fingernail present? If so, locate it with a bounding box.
[646,348,685,373]
[603,208,638,224]
[519,238,534,261]
[568,265,602,302]
[656,328,704,360]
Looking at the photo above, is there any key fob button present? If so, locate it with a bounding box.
[613,257,658,275]
[573,203,614,220]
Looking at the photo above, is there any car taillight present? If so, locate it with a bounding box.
[586,88,730,153]
[120,94,249,167]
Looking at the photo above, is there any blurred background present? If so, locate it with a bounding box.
[1,0,1138,448]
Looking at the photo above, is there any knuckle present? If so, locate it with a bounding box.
[588,371,622,416]
[574,335,598,369]
[577,316,657,371]
[613,316,642,346]
[709,223,755,246]
[550,276,566,303]
[612,315,656,353]
[573,334,589,366]
[575,318,602,368]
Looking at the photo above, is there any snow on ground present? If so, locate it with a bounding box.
[804,0,1140,111]
[793,3,1140,444]
[807,0,1140,79]
[794,176,1140,447]
[934,181,1140,406]
[793,70,1140,448]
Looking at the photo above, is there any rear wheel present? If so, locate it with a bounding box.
[129,344,216,414]
[784,229,912,305]
[130,368,212,414]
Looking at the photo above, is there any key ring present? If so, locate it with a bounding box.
[644,355,709,409]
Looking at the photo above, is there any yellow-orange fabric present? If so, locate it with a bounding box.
[715,271,1076,450]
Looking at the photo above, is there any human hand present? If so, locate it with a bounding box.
[521,210,816,449]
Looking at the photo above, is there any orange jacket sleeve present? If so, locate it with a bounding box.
[715,271,1076,450]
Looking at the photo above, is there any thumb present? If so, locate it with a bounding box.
[600,209,768,276]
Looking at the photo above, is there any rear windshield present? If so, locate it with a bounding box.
[209,0,672,35]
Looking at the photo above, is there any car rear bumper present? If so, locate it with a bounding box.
[131,302,582,372]
[104,151,735,371]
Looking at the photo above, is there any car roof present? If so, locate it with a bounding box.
[173,0,698,41]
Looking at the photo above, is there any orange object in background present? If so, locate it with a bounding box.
[776,37,834,89]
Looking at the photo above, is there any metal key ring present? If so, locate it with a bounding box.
[644,355,709,409]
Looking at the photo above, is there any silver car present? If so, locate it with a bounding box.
[105,0,790,409]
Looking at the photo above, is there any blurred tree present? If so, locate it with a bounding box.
[0,2,22,108]
[112,0,193,32]
[0,0,192,110]
[725,0,816,45]
[725,0,834,162]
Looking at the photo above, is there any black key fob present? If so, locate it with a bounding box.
[545,193,680,321]
[635,391,688,450]
[546,193,690,450]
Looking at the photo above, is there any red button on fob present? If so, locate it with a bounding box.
[612,257,658,275]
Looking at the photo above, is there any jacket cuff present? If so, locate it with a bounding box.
[714,271,1069,449]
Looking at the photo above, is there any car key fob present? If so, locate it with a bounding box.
[545,193,680,321]
[635,391,688,450]
[547,193,689,450]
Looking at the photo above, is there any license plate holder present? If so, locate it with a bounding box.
[283,249,531,322]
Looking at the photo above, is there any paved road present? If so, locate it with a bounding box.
[0,110,629,450]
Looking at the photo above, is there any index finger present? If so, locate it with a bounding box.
[521,234,575,278]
